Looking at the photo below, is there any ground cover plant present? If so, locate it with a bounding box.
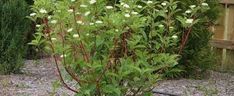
[30,0,218,95]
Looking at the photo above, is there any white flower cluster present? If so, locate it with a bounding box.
[159,24,164,28]
[147,1,153,4]
[76,20,83,25]
[185,10,192,14]
[124,14,130,18]
[89,0,96,4]
[120,2,140,18]
[68,9,74,13]
[76,19,103,26]
[189,5,196,9]
[202,3,208,6]
[172,35,178,39]
[67,28,73,32]
[73,34,79,38]
[95,20,103,24]
[121,2,130,8]
[84,11,91,16]
[106,6,113,9]
[60,54,67,58]
[30,13,36,16]
[51,20,57,24]
[39,8,47,14]
[89,23,94,25]
[80,4,88,8]
[51,38,57,41]
[131,11,138,15]
[48,15,52,19]
[137,5,143,8]
[161,2,167,6]
[36,25,40,27]
[185,19,193,24]
[184,3,203,24]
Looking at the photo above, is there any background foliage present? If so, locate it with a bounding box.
[0,0,31,74]
[176,0,220,77]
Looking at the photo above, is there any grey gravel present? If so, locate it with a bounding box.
[153,71,234,96]
[0,58,233,96]
[0,58,74,96]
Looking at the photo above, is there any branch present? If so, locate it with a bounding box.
[42,18,79,93]
[178,27,192,54]
[95,38,119,95]
[64,66,89,84]
[178,16,196,54]
[71,7,90,62]
[53,55,79,93]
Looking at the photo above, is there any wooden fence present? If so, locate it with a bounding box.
[211,0,234,72]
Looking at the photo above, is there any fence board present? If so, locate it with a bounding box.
[228,6,234,40]
[210,39,234,50]
[220,0,234,4]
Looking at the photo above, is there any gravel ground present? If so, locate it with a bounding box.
[153,71,234,96]
[0,58,74,96]
[0,58,233,96]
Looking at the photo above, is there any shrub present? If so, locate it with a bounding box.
[109,0,220,78]
[0,0,31,74]
[139,0,219,78]
[175,0,220,77]
[30,0,217,95]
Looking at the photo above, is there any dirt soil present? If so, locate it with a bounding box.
[0,58,234,96]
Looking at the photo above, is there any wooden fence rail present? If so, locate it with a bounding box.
[210,39,234,50]
[220,0,234,4]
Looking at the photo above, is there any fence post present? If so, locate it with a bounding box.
[222,4,229,71]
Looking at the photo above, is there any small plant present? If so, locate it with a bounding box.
[30,0,217,95]
[1,78,10,87]
[196,84,218,96]
[51,80,61,96]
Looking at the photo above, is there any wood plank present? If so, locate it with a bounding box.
[210,39,234,50]
[224,50,234,71]
[228,6,234,40]
[220,0,234,4]
[213,5,225,39]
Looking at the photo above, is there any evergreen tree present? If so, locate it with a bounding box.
[0,0,31,74]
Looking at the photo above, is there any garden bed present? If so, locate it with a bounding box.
[0,58,233,96]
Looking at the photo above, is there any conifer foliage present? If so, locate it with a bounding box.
[0,0,31,74]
